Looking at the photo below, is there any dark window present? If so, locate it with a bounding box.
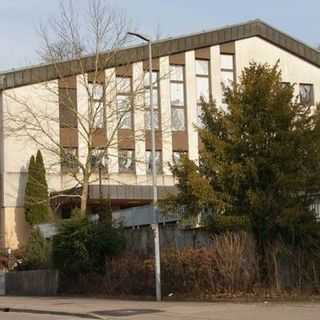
[299,83,314,106]
[146,150,162,174]
[90,148,108,171]
[61,147,78,172]
[119,149,135,172]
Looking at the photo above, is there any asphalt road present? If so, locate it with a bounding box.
[0,313,86,320]
[1,297,320,320]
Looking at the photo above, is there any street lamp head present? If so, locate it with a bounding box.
[127,31,151,43]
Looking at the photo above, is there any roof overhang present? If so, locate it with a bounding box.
[1,19,319,90]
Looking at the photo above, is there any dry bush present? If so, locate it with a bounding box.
[103,232,258,296]
[212,232,257,293]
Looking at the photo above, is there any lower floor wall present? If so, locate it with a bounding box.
[0,207,30,250]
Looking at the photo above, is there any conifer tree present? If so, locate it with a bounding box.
[24,151,49,225]
[164,62,320,282]
[25,155,37,225]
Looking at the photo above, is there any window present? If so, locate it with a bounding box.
[196,60,209,76]
[299,84,314,106]
[119,150,135,172]
[221,54,234,70]
[221,54,235,109]
[88,82,104,129]
[170,65,186,131]
[144,71,160,130]
[196,59,210,127]
[145,111,160,131]
[90,148,108,171]
[221,54,235,89]
[116,77,133,129]
[172,151,187,164]
[116,95,132,129]
[170,65,184,81]
[171,108,185,131]
[171,82,185,106]
[146,150,162,174]
[61,147,78,172]
[89,83,104,100]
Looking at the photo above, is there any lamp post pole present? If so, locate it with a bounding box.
[127,32,161,301]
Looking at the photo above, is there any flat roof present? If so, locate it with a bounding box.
[1,19,319,90]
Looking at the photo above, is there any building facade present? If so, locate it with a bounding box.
[1,19,320,249]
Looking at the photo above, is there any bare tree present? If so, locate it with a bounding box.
[3,0,149,216]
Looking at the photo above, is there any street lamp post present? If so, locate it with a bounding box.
[127,32,161,301]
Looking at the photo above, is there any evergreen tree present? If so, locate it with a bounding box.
[164,62,320,282]
[25,155,37,225]
[24,151,49,225]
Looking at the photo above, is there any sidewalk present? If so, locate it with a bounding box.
[1,296,320,319]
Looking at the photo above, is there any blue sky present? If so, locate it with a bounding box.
[0,0,319,71]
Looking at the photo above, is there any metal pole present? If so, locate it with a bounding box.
[99,164,102,201]
[148,40,161,302]
[127,31,161,302]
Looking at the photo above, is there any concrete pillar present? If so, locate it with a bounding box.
[76,74,89,167]
[132,62,146,176]
[105,68,119,174]
[185,50,198,162]
[159,56,172,175]
[210,45,223,108]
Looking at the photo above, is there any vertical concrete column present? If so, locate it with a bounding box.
[76,74,89,167]
[105,68,119,174]
[159,56,172,175]
[185,50,198,163]
[210,45,223,108]
[132,62,146,176]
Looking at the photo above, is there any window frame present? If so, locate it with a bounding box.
[145,150,162,174]
[88,82,105,129]
[170,65,186,131]
[144,71,160,130]
[90,148,108,172]
[61,146,79,173]
[116,76,133,129]
[299,83,314,106]
[220,54,235,108]
[118,149,135,173]
[220,54,235,87]
[196,59,210,127]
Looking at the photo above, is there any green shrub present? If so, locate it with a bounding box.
[21,227,52,270]
[52,216,125,275]
[207,215,251,234]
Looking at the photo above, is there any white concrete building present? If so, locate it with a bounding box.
[0,19,320,249]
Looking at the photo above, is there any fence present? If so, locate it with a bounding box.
[5,270,59,296]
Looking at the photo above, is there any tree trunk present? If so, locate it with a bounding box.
[80,177,89,216]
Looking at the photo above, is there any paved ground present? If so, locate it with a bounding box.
[0,312,82,320]
[0,296,320,320]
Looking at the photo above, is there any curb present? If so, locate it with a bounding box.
[0,307,104,319]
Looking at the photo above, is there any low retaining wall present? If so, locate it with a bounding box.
[5,270,59,296]
[124,224,212,255]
